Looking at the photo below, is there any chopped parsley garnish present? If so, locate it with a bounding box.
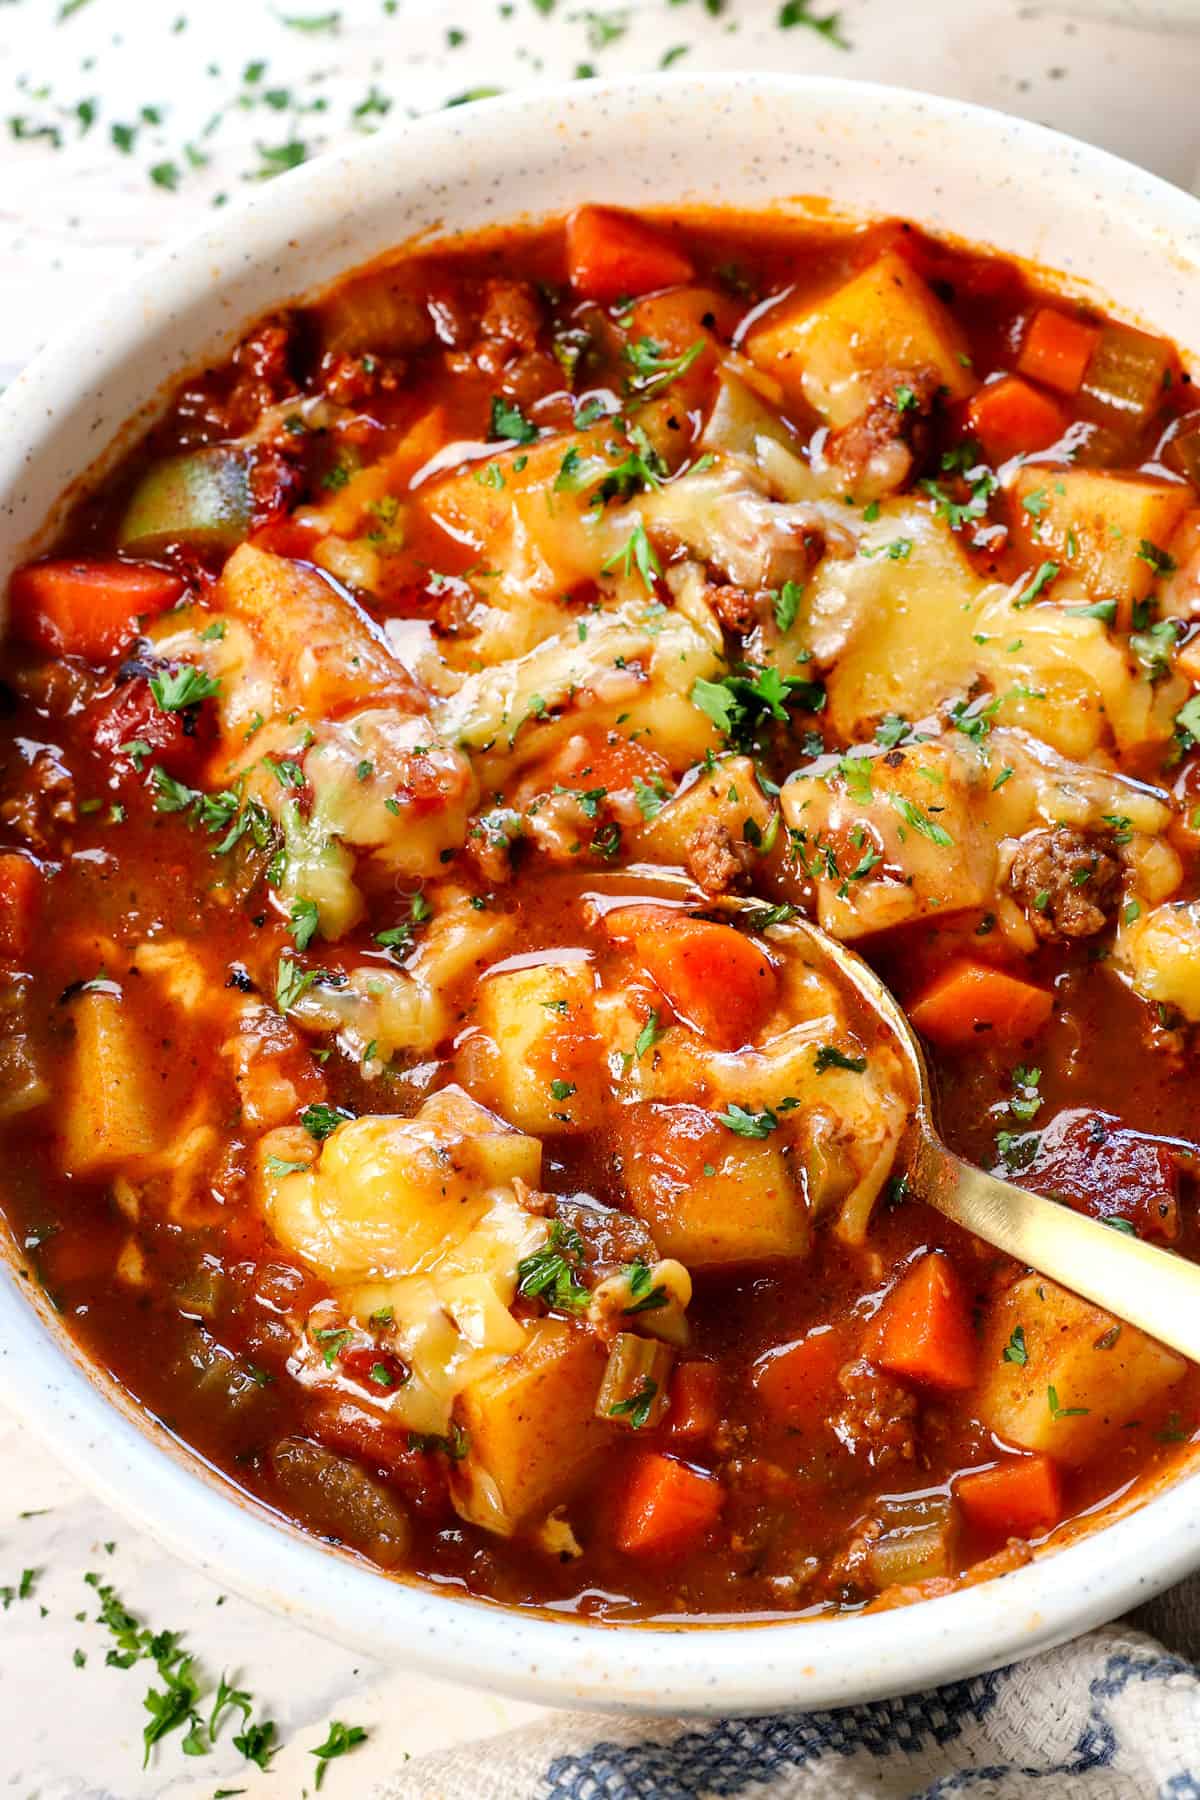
[921,457,997,532]
[1136,537,1177,576]
[773,579,804,633]
[1012,561,1059,609]
[288,897,320,951]
[488,395,537,444]
[777,0,850,47]
[1009,1064,1043,1122]
[1002,1325,1028,1366]
[717,1103,778,1138]
[549,1078,577,1101]
[1048,1384,1089,1420]
[1175,695,1200,742]
[264,1155,310,1178]
[623,1259,669,1314]
[889,793,954,846]
[516,1220,589,1311]
[299,1102,352,1141]
[744,901,797,931]
[814,1044,867,1074]
[691,665,824,751]
[313,1327,352,1367]
[633,774,668,820]
[623,335,705,397]
[874,713,910,749]
[149,665,221,712]
[634,1009,664,1060]
[608,1378,658,1429]
[275,954,321,1013]
[601,520,660,590]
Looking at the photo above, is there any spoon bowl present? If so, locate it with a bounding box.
[767,906,1200,1365]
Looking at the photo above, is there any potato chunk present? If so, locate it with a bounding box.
[782,740,994,939]
[431,598,722,783]
[745,251,973,426]
[976,1274,1185,1465]
[801,499,994,737]
[418,427,624,598]
[451,1319,611,1534]
[463,960,604,1135]
[1116,899,1200,1022]
[974,582,1186,759]
[618,1101,809,1265]
[260,1085,543,1283]
[637,754,771,877]
[219,543,421,719]
[1011,467,1190,624]
[60,991,166,1175]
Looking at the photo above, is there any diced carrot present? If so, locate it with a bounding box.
[908,959,1053,1050]
[876,1251,976,1392]
[0,853,41,961]
[967,376,1069,464]
[615,1451,723,1557]
[957,1453,1064,1539]
[9,558,184,660]
[565,206,695,305]
[666,1361,721,1443]
[1016,307,1101,396]
[604,904,778,1049]
[754,1325,850,1430]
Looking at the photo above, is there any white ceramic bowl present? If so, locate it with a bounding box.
[2,72,1200,1716]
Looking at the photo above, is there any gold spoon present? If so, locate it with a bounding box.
[745,902,1200,1363]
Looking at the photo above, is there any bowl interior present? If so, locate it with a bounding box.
[2,71,1200,1713]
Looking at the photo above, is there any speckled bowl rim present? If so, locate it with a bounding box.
[2,72,1200,1714]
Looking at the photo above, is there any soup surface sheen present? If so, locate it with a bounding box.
[3,207,1200,1621]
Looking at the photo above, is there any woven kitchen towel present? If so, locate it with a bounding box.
[371,1618,1200,1800]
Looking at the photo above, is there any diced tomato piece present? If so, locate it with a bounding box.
[248,519,326,560]
[875,1252,977,1392]
[754,1325,851,1430]
[308,1399,452,1523]
[84,672,216,783]
[523,727,673,802]
[615,1451,722,1557]
[1016,307,1101,395]
[9,558,184,660]
[338,1346,410,1396]
[957,1453,1063,1540]
[908,959,1053,1050]
[666,1362,721,1443]
[565,206,695,305]
[967,376,1068,464]
[1021,1107,1181,1244]
[604,904,778,1049]
[0,853,41,961]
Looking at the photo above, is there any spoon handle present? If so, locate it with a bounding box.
[912,1135,1200,1364]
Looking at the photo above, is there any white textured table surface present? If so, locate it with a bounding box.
[4,2,1200,1795]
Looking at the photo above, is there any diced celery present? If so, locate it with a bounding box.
[1081,321,1175,434]
[596,1332,674,1431]
[865,1491,960,1588]
[119,446,253,554]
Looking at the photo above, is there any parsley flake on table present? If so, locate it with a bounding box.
[311,1719,369,1788]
